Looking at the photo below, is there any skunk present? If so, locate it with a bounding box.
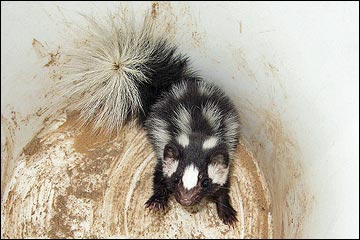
[144,79,240,225]
[58,12,240,226]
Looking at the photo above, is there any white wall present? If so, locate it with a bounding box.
[1,1,359,238]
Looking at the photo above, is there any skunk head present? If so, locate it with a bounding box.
[162,134,230,206]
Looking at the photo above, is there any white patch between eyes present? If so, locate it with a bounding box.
[177,134,190,147]
[208,163,229,185]
[163,160,179,177]
[182,164,199,190]
[202,136,218,149]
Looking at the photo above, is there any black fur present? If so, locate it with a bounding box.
[136,40,193,124]
[145,161,171,211]
[126,38,241,225]
[143,69,239,225]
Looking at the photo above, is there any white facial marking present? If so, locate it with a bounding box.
[202,136,218,149]
[208,163,229,185]
[163,160,179,177]
[177,134,190,148]
[182,164,199,190]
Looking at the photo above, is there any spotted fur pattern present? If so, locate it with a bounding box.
[145,79,240,226]
[57,11,240,226]
[145,80,240,158]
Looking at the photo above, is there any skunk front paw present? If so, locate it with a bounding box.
[216,201,238,226]
[145,195,168,211]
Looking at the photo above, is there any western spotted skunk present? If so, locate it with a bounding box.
[58,12,240,226]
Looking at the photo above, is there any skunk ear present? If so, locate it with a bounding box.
[163,143,179,161]
[163,144,180,178]
[210,151,228,166]
[208,152,230,186]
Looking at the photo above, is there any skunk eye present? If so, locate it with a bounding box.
[173,176,180,184]
[201,178,210,188]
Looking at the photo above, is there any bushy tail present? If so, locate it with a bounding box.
[57,11,190,134]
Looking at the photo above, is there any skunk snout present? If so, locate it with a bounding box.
[175,183,201,206]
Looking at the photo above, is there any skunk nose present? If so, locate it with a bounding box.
[179,199,192,206]
[178,195,194,206]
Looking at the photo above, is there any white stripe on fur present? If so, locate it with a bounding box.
[202,102,222,132]
[173,104,192,134]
